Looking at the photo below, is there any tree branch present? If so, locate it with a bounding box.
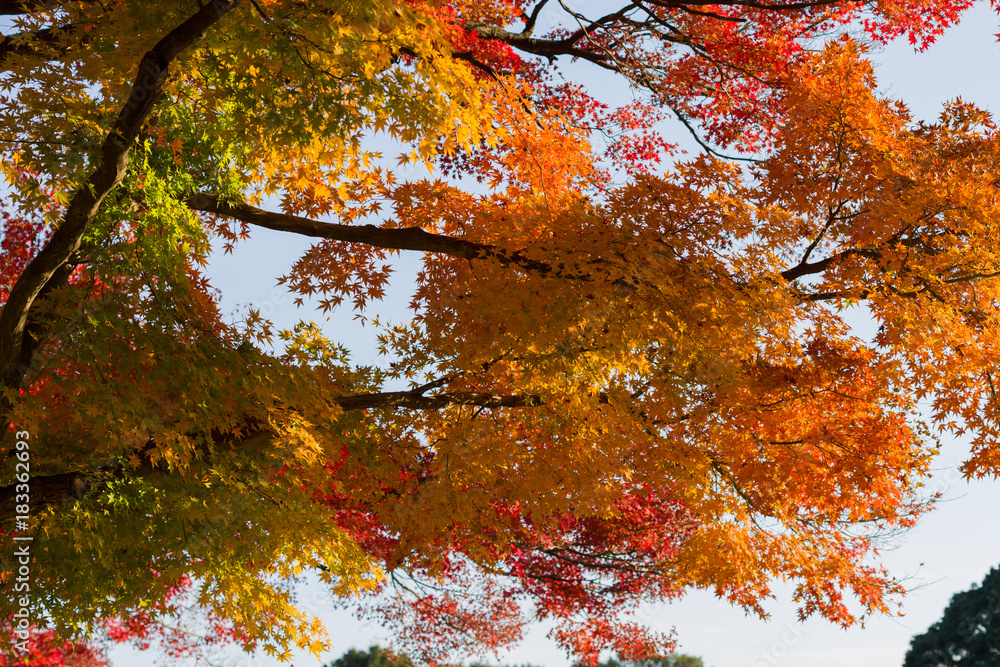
[520,0,553,35]
[334,390,543,411]
[0,471,89,525]
[780,246,880,282]
[464,22,611,65]
[0,0,241,412]
[187,193,559,276]
[0,25,79,67]
[0,388,542,523]
[0,0,55,14]
[646,0,856,12]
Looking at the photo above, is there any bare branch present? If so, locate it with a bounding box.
[520,0,554,35]
[645,0,856,12]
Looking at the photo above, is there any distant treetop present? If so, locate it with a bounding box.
[904,567,1000,667]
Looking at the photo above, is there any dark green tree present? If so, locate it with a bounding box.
[325,646,545,667]
[327,646,416,667]
[904,567,1000,667]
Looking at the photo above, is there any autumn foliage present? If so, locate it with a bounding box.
[0,625,107,667]
[0,0,996,664]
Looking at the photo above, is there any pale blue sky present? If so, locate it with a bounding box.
[107,3,1000,666]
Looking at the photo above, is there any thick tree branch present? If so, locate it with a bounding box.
[0,0,53,14]
[0,0,102,15]
[0,0,240,408]
[0,471,89,524]
[335,390,543,410]
[13,259,78,384]
[198,195,907,301]
[780,233,956,292]
[0,25,78,66]
[194,195,971,310]
[187,193,558,276]
[0,388,542,523]
[464,22,611,65]
[780,247,880,281]
[1,377,678,524]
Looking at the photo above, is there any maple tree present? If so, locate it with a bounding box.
[0,0,997,664]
